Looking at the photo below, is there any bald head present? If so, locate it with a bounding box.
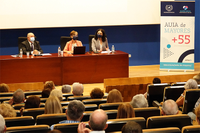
[162,99,178,115]
[89,109,108,131]
[27,32,35,42]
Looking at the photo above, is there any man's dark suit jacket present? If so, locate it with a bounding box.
[21,40,43,54]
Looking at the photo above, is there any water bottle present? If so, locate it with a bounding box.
[58,47,61,56]
[20,48,23,57]
[112,45,115,53]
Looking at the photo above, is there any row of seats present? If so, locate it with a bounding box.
[5,114,194,133]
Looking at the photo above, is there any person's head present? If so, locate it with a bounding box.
[62,85,71,93]
[121,121,143,133]
[72,82,84,96]
[42,88,51,98]
[94,29,106,42]
[50,89,63,101]
[195,104,200,125]
[130,94,148,108]
[0,114,6,133]
[153,77,161,84]
[66,100,85,121]
[44,81,55,91]
[193,73,200,84]
[107,89,123,103]
[48,129,62,133]
[0,103,16,117]
[13,89,25,104]
[70,30,78,41]
[45,96,62,114]
[25,96,40,109]
[184,79,198,90]
[162,99,178,115]
[89,109,108,131]
[0,83,9,93]
[117,103,135,119]
[90,88,104,99]
[27,32,35,43]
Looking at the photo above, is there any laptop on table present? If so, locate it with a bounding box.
[73,46,86,55]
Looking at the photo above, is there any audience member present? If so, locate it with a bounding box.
[50,89,63,101]
[44,81,55,91]
[9,89,25,105]
[0,114,6,133]
[72,82,84,96]
[193,73,200,84]
[90,88,104,99]
[117,103,135,119]
[78,109,108,133]
[107,89,123,103]
[51,100,85,130]
[62,85,71,93]
[161,99,178,115]
[0,103,16,117]
[121,121,143,133]
[153,77,161,84]
[130,94,148,108]
[25,95,40,109]
[0,83,9,93]
[176,79,198,106]
[195,104,200,125]
[45,96,62,114]
[42,88,51,98]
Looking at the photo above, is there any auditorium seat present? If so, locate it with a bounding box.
[54,123,82,133]
[40,98,48,103]
[182,89,200,114]
[6,125,50,133]
[24,91,42,98]
[12,104,24,110]
[60,101,70,106]
[36,113,66,126]
[0,97,12,103]
[89,35,95,52]
[147,83,171,106]
[82,98,107,107]
[146,114,192,129]
[181,125,200,133]
[22,108,45,120]
[67,95,91,101]
[163,86,185,102]
[0,92,13,97]
[143,127,181,133]
[171,82,186,86]
[5,116,35,127]
[18,37,27,52]
[62,93,73,99]
[99,102,123,110]
[134,107,161,120]
[60,36,71,51]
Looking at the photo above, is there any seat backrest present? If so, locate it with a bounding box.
[181,125,200,133]
[5,116,35,127]
[89,35,95,52]
[23,108,45,120]
[82,98,107,107]
[67,95,91,101]
[0,92,13,97]
[163,86,185,102]
[84,104,98,111]
[146,114,192,129]
[54,123,81,133]
[143,127,181,133]
[0,97,12,103]
[106,117,146,132]
[60,101,70,107]
[99,102,123,110]
[18,37,27,52]
[12,104,24,110]
[24,91,42,98]
[40,98,48,103]
[134,107,161,120]
[36,113,66,126]
[147,83,171,106]
[171,82,186,86]
[182,89,200,114]
[60,36,71,51]
[62,93,73,99]
[6,125,50,133]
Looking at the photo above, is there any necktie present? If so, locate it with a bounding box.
[31,43,34,51]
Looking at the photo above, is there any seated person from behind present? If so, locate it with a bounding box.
[20,32,43,55]
[90,88,104,99]
[130,94,149,108]
[117,103,135,119]
[45,96,62,114]
[176,79,198,106]
[62,85,71,93]
[9,89,25,105]
[63,30,83,54]
[25,95,40,109]
[121,121,143,133]
[0,103,16,117]
[0,83,9,93]
[0,114,6,133]
[161,99,179,115]
[92,29,109,53]
[107,89,123,103]
[42,88,51,98]
[44,81,56,91]
[72,82,84,96]
[193,73,200,84]
[50,89,63,101]
[195,104,200,125]
[51,100,85,130]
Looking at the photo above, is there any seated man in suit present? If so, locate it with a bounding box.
[21,32,43,55]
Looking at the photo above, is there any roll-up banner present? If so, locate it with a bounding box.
[160,1,195,71]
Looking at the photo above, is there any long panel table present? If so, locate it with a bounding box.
[0,51,129,85]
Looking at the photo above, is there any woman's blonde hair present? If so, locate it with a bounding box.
[117,103,135,119]
[70,30,78,36]
[0,103,16,117]
[45,96,62,114]
[50,89,63,101]
[107,89,123,103]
